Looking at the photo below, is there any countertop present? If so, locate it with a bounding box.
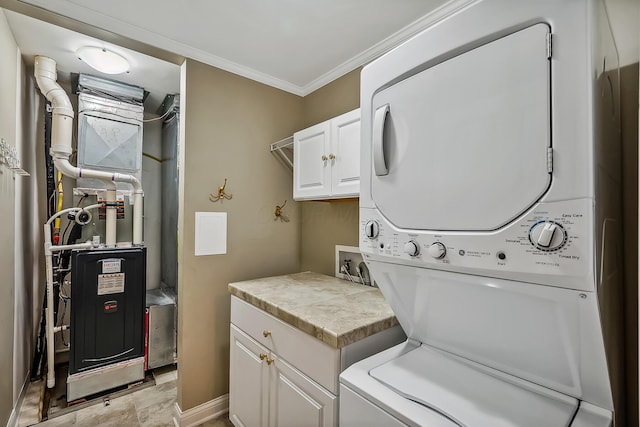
[228,271,399,349]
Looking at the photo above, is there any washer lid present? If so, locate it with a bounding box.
[370,345,578,427]
[370,23,551,231]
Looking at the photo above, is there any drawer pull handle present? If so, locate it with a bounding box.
[328,153,335,160]
[321,155,328,161]
[266,357,274,366]
[263,330,271,338]
[259,353,267,361]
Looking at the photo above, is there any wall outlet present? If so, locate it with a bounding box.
[335,245,371,285]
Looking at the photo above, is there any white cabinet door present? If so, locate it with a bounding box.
[294,109,361,200]
[294,121,331,200]
[330,109,360,197]
[270,355,336,427]
[230,325,269,427]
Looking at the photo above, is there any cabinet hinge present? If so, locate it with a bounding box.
[547,147,553,173]
[546,33,553,59]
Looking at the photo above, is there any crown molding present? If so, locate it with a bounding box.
[300,0,477,95]
[12,0,477,97]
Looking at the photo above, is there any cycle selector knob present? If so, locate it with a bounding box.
[428,242,446,259]
[404,240,420,257]
[529,221,567,251]
[364,220,379,239]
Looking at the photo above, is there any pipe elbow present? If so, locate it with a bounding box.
[115,173,143,193]
[34,56,74,119]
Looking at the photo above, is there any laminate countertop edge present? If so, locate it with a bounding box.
[228,271,399,348]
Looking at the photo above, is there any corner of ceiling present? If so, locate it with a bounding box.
[298,0,477,97]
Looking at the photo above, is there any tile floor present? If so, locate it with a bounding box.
[17,367,233,427]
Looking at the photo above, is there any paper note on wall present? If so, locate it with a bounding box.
[195,212,227,256]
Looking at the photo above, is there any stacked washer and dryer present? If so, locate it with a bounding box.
[340,0,624,426]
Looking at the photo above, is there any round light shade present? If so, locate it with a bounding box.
[77,47,129,74]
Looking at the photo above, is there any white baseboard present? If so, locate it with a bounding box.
[173,394,229,427]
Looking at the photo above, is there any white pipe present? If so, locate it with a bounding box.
[43,224,55,388]
[45,203,102,226]
[105,185,117,246]
[53,325,70,333]
[48,242,93,252]
[43,222,93,388]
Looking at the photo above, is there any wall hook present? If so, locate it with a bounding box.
[274,200,289,222]
[210,178,233,202]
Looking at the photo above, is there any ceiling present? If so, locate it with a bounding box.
[1,0,465,111]
[3,9,181,113]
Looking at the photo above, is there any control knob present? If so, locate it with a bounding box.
[364,220,379,239]
[404,240,420,257]
[428,242,446,259]
[528,221,567,251]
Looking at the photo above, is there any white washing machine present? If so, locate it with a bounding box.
[340,0,623,426]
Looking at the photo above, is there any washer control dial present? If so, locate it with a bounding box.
[364,220,379,239]
[428,242,446,259]
[404,240,420,257]
[529,221,567,251]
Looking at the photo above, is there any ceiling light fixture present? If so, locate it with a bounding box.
[77,46,130,74]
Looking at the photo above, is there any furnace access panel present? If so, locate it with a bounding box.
[70,247,146,374]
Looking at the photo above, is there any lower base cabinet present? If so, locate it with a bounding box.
[230,325,335,427]
[229,295,404,427]
[229,325,270,427]
[270,350,336,426]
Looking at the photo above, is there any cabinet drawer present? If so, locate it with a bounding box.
[231,296,340,394]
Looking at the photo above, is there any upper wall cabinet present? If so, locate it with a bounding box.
[294,109,360,200]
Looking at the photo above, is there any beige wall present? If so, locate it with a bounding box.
[177,59,304,411]
[298,68,362,275]
[621,62,639,427]
[302,68,361,128]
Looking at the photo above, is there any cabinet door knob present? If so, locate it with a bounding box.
[259,353,267,361]
[263,330,271,337]
[321,155,328,161]
[266,357,274,366]
[328,153,335,160]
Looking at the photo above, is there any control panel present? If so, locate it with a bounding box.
[360,199,594,291]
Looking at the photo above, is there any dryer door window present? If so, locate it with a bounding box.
[371,23,551,231]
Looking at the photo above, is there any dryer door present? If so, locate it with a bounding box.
[371,23,551,231]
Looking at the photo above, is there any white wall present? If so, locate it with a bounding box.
[12,42,27,406]
[0,10,47,424]
[0,8,18,425]
[606,0,640,66]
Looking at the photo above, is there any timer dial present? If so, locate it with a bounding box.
[364,220,379,239]
[428,242,446,259]
[404,240,420,257]
[529,221,567,251]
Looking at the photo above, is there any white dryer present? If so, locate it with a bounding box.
[340,0,623,426]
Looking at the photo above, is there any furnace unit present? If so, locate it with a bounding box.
[70,247,146,375]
